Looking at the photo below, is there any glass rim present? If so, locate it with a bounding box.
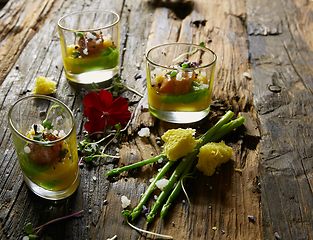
[145,42,217,70]
[8,95,75,145]
[57,10,120,32]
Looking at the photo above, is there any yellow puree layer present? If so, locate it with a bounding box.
[147,74,212,111]
[32,144,78,191]
[27,131,78,191]
[63,39,114,73]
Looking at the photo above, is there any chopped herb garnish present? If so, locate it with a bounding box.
[33,133,43,141]
[43,122,53,130]
[199,42,205,47]
[72,50,80,56]
[77,32,84,38]
[58,148,69,161]
[170,71,177,77]
[181,63,190,69]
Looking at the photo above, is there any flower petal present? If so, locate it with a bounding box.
[83,91,104,114]
[84,117,107,134]
[84,106,103,120]
[99,89,113,111]
[108,97,131,127]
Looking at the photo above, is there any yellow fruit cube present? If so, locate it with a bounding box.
[162,128,200,161]
[196,140,234,176]
[31,76,57,95]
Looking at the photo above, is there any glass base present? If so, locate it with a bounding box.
[65,67,119,87]
[149,105,210,123]
[23,173,80,200]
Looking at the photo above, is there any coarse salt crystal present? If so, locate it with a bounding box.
[59,130,66,138]
[155,178,169,190]
[24,146,31,154]
[176,71,182,81]
[158,157,164,163]
[121,196,131,208]
[138,127,150,137]
[83,48,88,55]
[86,32,97,40]
[243,72,251,79]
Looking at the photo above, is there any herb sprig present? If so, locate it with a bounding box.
[24,210,84,239]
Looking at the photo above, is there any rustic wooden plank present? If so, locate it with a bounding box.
[248,0,313,239]
[2,0,311,239]
[0,0,58,85]
[0,1,260,239]
[111,0,261,239]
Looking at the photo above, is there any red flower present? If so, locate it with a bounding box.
[83,89,131,134]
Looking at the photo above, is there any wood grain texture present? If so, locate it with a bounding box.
[248,0,313,239]
[0,0,312,239]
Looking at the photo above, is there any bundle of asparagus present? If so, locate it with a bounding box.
[106,111,245,224]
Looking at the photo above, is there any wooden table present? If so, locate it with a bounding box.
[1,0,313,239]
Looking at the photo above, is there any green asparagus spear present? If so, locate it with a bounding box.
[146,111,234,223]
[160,116,245,218]
[131,160,176,221]
[105,154,166,176]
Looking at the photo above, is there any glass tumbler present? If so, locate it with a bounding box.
[8,95,79,200]
[58,10,120,86]
[146,43,217,123]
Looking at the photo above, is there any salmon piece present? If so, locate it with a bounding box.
[78,32,104,56]
[159,72,193,95]
[28,134,64,164]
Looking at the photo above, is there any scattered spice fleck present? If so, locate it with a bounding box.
[212,227,217,231]
[248,215,255,222]
[234,168,242,173]
[134,73,142,80]
[274,232,281,239]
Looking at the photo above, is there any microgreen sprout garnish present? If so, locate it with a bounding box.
[122,210,173,239]
[89,76,144,98]
[78,89,135,164]
[43,103,63,123]
[24,210,84,238]
[199,42,205,47]
[43,121,53,130]
[78,131,120,163]
[172,42,205,63]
